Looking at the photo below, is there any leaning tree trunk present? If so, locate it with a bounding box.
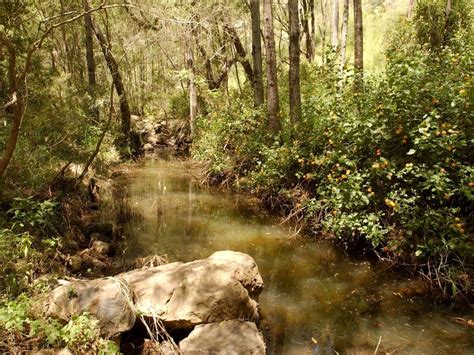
[250,0,264,106]
[224,24,254,86]
[339,0,349,77]
[353,0,363,92]
[263,0,280,134]
[288,0,301,124]
[331,0,339,49]
[0,34,24,179]
[90,15,131,148]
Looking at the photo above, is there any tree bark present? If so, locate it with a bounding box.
[224,24,254,85]
[301,0,314,61]
[263,0,280,134]
[83,0,99,121]
[0,33,24,180]
[353,0,363,91]
[407,0,416,18]
[288,0,301,124]
[331,0,339,49]
[250,0,264,106]
[186,49,197,140]
[339,0,349,76]
[90,14,131,147]
[310,0,316,47]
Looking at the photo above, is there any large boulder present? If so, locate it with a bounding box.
[46,277,136,338]
[179,320,266,355]
[46,251,264,343]
[123,251,263,329]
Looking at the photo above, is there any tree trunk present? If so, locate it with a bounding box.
[90,14,131,147]
[83,0,99,121]
[301,0,314,61]
[0,34,24,179]
[339,0,349,76]
[288,0,301,123]
[263,0,280,134]
[331,0,339,49]
[224,24,254,85]
[310,0,316,47]
[353,0,363,91]
[250,0,264,106]
[186,49,197,140]
[407,0,416,18]
[0,93,24,179]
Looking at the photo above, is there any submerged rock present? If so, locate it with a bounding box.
[179,320,266,355]
[47,277,136,338]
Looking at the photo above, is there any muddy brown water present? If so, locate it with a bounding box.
[106,155,473,354]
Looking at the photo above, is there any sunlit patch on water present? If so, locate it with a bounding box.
[105,155,474,354]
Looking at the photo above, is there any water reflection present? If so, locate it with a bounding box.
[108,156,474,354]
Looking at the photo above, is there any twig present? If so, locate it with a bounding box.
[374,335,382,354]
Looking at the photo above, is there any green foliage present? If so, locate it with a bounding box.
[8,197,58,232]
[193,91,268,178]
[194,1,473,298]
[1,198,60,295]
[0,229,35,295]
[0,295,119,353]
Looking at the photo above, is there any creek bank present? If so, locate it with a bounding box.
[46,251,266,354]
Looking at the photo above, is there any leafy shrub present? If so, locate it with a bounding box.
[0,295,119,353]
[1,198,60,295]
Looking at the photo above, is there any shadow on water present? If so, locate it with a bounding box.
[104,154,474,354]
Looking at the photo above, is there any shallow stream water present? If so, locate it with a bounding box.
[108,155,473,354]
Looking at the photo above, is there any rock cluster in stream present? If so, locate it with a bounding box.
[131,115,190,152]
[46,251,266,354]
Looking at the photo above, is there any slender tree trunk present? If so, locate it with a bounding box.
[301,0,314,61]
[353,0,363,91]
[78,83,114,181]
[444,0,452,44]
[83,0,99,121]
[320,0,329,63]
[186,49,197,140]
[331,0,339,49]
[250,0,264,106]
[310,0,316,51]
[0,93,24,179]
[339,0,349,76]
[90,15,131,148]
[0,35,24,179]
[407,0,416,18]
[288,0,301,123]
[263,0,280,134]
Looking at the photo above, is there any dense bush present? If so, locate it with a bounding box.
[193,2,473,299]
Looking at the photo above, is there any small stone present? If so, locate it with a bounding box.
[69,255,83,271]
[92,240,111,256]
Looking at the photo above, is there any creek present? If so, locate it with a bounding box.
[106,154,473,354]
